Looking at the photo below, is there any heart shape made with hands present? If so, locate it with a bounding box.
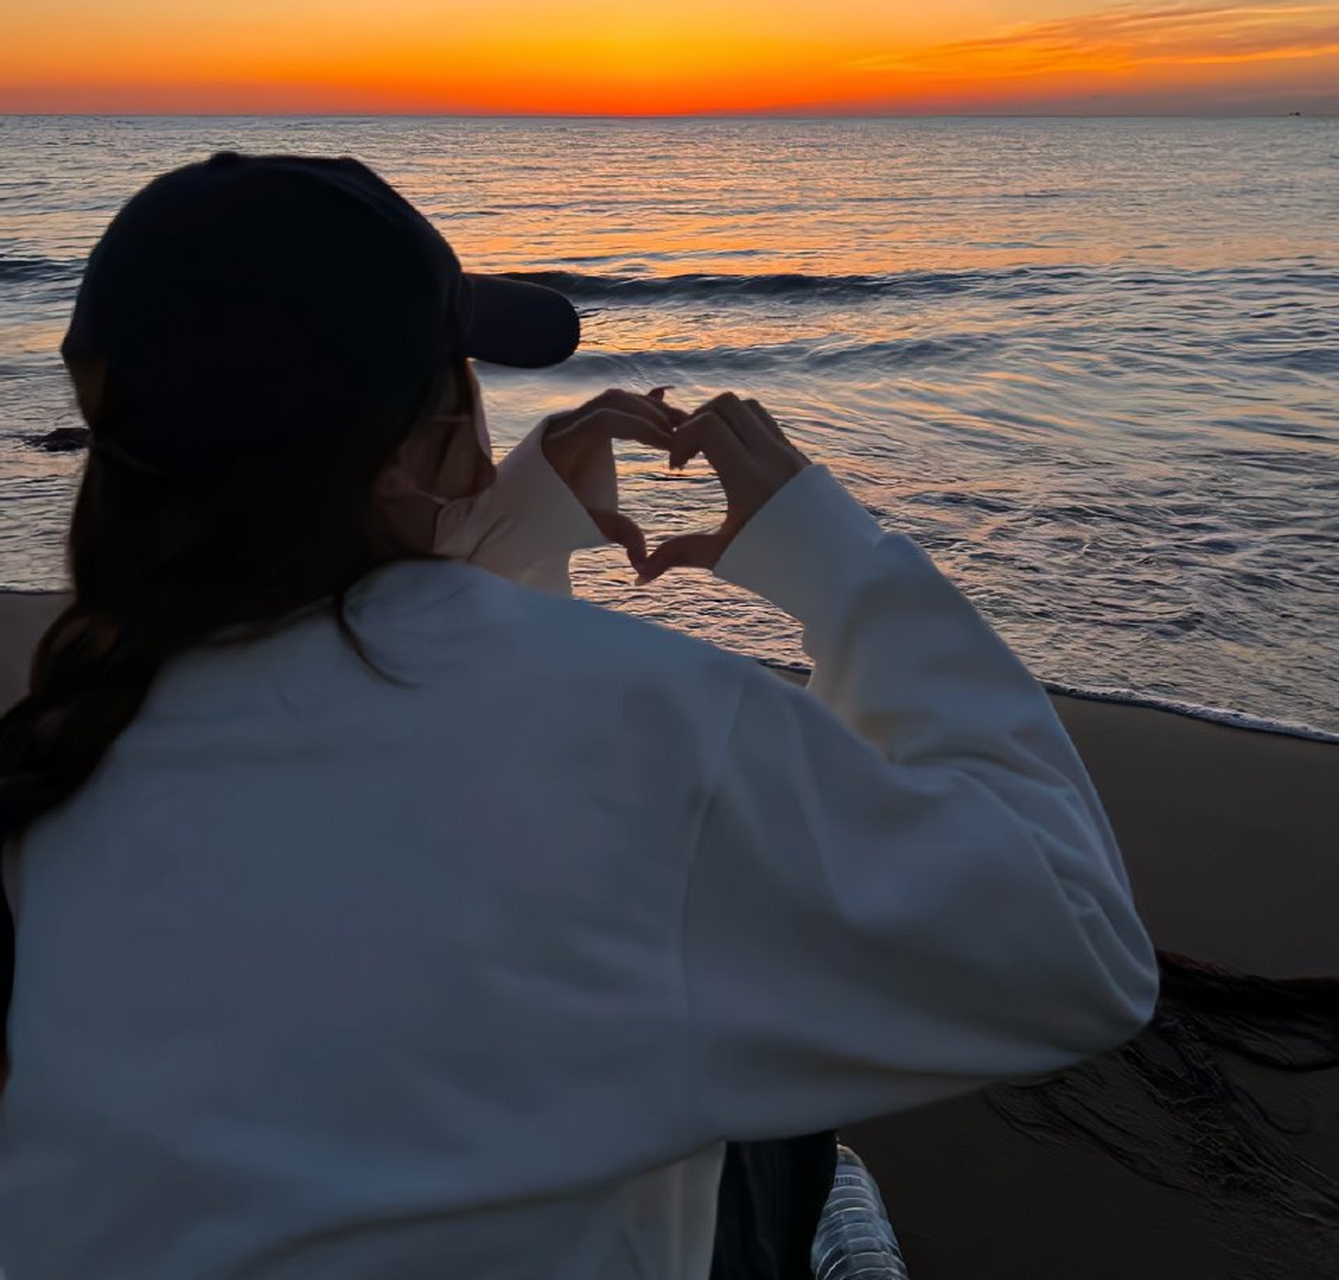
[541,387,811,584]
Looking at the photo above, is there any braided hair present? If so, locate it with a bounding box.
[0,352,471,1080]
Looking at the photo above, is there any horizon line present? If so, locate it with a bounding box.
[1,109,1334,120]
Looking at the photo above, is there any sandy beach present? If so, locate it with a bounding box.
[791,665,1339,1278]
[4,589,1337,1276]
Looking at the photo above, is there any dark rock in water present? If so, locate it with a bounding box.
[26,426,89,453]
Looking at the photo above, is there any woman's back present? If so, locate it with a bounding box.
[2,466,1158,1275]
[2,556,744,1278]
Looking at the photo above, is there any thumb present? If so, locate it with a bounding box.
[636,531,728,584]
[589,507,647,568]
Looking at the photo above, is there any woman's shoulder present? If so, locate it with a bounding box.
[338,558,770,774]
[354,554,764,697]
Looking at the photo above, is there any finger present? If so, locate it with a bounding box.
[644,385,691,426]
[586,408,673,451]
[547,407,673,453]
[695,392,809,468]
[589,507,647,567]
[659,401,691,426]
[548,388,677,437]
[597,387,680,428]
[695,391,768,445]
[554,396,680,441]
[741,397,786,442]
[636,531,729,584]
[669,410,751,477]
[741,396,810,461]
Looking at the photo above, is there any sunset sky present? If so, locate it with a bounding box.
[4,0,1338,115]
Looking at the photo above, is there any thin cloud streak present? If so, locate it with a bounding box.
[849,1,1339,76]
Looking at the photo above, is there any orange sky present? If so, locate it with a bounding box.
[3,0,1337,114]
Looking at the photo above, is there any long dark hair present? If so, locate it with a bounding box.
[0,347,473,1079]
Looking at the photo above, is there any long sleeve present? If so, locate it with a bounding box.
[434,417,613,597]
[682,464,1159,1140]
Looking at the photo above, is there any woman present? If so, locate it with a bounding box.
[0,152,1158,1280]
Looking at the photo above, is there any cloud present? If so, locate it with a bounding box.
[849,2,1339,77]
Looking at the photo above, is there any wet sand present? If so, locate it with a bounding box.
[843,951,1339,1280]
[5,590,1338,1277]
[770,675,1339,1279]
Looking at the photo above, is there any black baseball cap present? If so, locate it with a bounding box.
[62,150,580,476]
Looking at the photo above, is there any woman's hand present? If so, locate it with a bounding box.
[636,392,812,584]
[542,387,685,570]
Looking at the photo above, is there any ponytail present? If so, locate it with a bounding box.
[0,585,399,1084]
[0,601,178,1080]
[0,352,465,1083]
[2,603,163,833]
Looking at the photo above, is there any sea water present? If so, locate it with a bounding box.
[1,116,1336,733]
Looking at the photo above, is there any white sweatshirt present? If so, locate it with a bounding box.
[0,422,1158,1280]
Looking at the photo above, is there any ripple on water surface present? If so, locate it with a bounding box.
[1,116,1336,732]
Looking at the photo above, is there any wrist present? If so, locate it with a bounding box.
[459,419,608,580]
[713,465,887,622]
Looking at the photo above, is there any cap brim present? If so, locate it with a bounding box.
[457,273,580,369]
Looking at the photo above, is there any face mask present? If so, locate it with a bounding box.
[373,388,499,560]
[429,480,501,561]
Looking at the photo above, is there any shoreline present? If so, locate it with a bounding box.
[761,658,1339,744]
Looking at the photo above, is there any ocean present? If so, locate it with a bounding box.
[2,115,1337,734]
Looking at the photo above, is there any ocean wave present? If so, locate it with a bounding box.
[496,266,1083,304]
[498,261,1339,306]
[1240,345,1339,374]
[550,333,998,374]
[758,660,1339,743]
[1038,681,1339,744]
[0,254,82,284]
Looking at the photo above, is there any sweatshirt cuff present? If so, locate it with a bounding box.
[495,417,612,552]
[457,418,610,582]
[713,464,893,624]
